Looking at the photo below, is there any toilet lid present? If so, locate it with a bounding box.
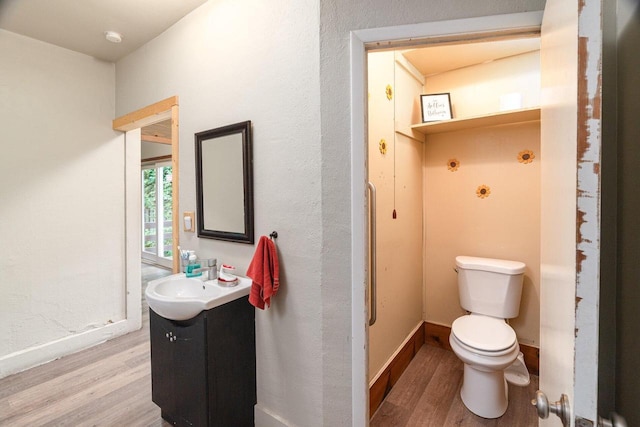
[452,315,516,352]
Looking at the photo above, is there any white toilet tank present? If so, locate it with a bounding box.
[456,256,526,319]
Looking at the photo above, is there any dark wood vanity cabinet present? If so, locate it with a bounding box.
[149,298,256,427]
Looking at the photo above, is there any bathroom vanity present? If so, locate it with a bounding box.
[149,297,256,426]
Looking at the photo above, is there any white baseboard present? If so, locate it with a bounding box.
[0,317,140,379]
[255,404,292,427]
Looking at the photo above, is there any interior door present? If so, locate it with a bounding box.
[539,0,603,425]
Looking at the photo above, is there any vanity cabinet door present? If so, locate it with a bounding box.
[173,313,207,427]
[149,309,207,427]
[149,309,176,416]
[149,299,256,427]
[205,298,256,427]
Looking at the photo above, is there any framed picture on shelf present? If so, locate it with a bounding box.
[420,93,452,122]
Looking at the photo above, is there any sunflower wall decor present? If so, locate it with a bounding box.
[476,184,491,199]
[518,149,535,164]
[379,139,387,155]
[447,158,460,172]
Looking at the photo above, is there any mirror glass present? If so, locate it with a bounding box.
[195,121,253,243]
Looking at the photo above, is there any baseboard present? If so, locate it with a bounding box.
[0,318,140,379]
[518,341,540,376]
[424,321,539,376]
[369,323,425,418]
[424,322,454,351]
[368,321,540,418]
[254,404,291,427]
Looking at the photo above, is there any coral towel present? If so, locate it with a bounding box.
[247,236,280,309]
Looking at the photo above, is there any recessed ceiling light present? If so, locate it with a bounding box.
[104,31,123,43]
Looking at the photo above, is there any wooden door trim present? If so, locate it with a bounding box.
[170,104,180,273]
[113,96,181,273]
[113,96,177,131]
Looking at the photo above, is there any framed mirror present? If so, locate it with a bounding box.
[195,121,254,244]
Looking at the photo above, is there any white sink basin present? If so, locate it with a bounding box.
[145,274,251,321]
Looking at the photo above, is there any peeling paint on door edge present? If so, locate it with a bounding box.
[574,0,603,423]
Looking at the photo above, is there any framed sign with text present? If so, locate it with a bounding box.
[420,93,452,122]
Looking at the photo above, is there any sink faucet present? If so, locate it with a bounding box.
[185,258,218,280]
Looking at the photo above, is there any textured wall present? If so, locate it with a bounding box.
[0,30,124,375]
[115,1,323,425]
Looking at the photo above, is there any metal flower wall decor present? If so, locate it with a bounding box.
[447,158,460,172]
[379,139,387,155]
[518,149,535,164]
[476,184,491,199]
[386,84,393,101]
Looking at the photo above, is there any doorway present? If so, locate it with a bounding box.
[351,6,605,425]
[142,161,173,269]
[366,34,541,418]
[140,118,175,270]
[112,96,180,331]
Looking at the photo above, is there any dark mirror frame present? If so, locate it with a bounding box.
[195,120,254,244]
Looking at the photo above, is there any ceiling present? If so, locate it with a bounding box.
[0,0,207,62]
[142,120,172,141]
[402,37,540,77]
[1,4,539,150]
[1,2,539,73]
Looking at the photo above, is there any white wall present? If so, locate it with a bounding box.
[115,2,323,425]
[142,141,172,161]
[0,30,129,377]
[425,51,541,118]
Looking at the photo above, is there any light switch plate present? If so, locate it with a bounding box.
[183,211,195,232]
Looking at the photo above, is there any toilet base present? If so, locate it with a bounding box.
[460,364,508,419]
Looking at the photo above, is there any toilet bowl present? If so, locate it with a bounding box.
[449,314,528,418]
[449,256,530,419]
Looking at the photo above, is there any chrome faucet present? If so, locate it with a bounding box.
[185,258,218,280]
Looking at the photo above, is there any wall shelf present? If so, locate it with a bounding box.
[410,107,540,135]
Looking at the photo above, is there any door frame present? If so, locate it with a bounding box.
[350,9,603,425]
[112,97,179,329]
[113,96,181,272]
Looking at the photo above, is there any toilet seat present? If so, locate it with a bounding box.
[451,314,516,355]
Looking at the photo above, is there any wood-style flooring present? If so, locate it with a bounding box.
[0,263,173,427]
[371,344,539,427]
[1,263,538,426]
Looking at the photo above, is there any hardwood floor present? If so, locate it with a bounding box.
[0,263,172,427]
[2,264,537,426]
[371,345,539,427]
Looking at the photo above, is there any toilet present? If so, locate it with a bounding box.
[449,256,531,419]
